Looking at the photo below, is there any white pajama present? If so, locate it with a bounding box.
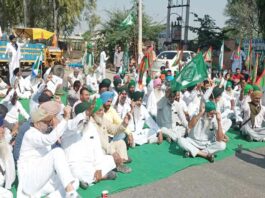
[17,119,76,197]
[178,137,226,157]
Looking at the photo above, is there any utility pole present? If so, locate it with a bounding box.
[184,0,190,49]
[166,0,190,48]
[23,0,28,27]
[138,0,143,61]
[166,0,172,43]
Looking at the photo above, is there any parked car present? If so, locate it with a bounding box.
[152,50,196,73]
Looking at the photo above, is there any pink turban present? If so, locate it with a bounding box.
[153,78,162,88]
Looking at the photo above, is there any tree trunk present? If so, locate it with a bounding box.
[53,0,59,47]
[23,0,28,27]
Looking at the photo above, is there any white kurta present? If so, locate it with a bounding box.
[99,51,109,80]
[241,103,265,141]
[131,105,160,145]
[3,100,29,124]
[0,78,8,96]
[13,76,32,99]
[5,42,25,83]
[86,72,98,92]
[146,89,164,118]
[68,73,83,88]
[17,119,76,197]
[61,117,115,185]
[178,116,226,157]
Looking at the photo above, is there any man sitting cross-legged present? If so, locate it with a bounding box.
[177,101,228,163]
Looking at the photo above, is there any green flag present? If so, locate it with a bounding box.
[120,2,136,29]
[175,53,208,89]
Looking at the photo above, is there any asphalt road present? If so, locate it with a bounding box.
[112,147,265,198]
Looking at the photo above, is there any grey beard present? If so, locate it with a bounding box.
[0,140,10,162]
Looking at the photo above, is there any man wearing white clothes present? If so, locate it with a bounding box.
[17,102,80,198]
[241,91,265,141]
[146,78,164,119]
[99,49,109,80]
[5,35,27,84]
[178,101,228,163]
[11,68,32,99]
[61,100,116,189]
[0,105,15,198]
[0,78,9,98]
[130,91,163,145]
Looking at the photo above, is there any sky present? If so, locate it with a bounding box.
[74,0,228,39]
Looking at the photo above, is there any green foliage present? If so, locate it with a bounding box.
[0,0,87,35]
[224,0,260,38]
[256,0,265,39]
[96,8,164,62]
[189,13,226,50]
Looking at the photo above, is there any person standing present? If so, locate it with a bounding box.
[99,49,109,80]
[114,46,123,74]
[82,43,94,76]
[5,35,27,84]
[230,43,246,73]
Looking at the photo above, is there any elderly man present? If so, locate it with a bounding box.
[100,91,134,146]
[61,100,116,190]
[178,101,227,163]
[0,104,15,198]
[241,91,265,141]
[146,78,164,119]
[92,98,132,173]
[17,101,80,198]
[130,91,163,145]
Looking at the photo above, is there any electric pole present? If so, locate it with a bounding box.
[166,0,172,43]
[138,0,143,58]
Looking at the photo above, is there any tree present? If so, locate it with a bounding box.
[256,0,265,39]
[0,0,85,36]
[224,0,260,38]
[189,13,226,50]
[98,8,164,62]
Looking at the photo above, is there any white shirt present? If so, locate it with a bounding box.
[242,103,265,129]
[99,51,108,66]
[18,119,67,164]
[4,101,29,124]
[86,73,98,92]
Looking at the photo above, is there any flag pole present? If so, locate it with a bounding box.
[138,0,142,60]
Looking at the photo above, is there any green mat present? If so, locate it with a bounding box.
[8,96,265,198]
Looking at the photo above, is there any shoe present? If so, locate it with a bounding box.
[116,164,132,173]
[206,154,214,163]
[124,157,132,164]
[79,181,89,190]
[105,171,117,180]
[66,191,81,198]
[184,151,191,158]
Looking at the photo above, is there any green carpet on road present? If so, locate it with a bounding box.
[8,97,265,198]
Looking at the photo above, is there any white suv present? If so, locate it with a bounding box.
[152,50,196,73]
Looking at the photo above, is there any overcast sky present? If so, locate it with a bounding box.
[74,0,228,39]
